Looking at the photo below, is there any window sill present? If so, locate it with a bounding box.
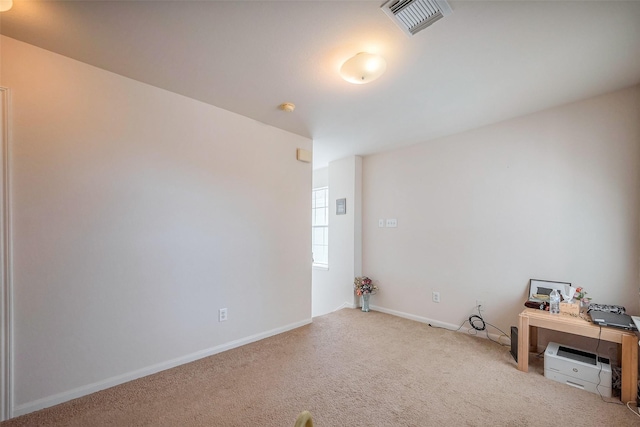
[312,264,329,271]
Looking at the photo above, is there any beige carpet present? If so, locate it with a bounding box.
[2,309,638,426]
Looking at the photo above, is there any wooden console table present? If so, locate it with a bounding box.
[518,308,638,403]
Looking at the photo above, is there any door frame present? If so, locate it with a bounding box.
[0,86,13,421]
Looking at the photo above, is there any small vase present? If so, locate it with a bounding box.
[361,293,370,312]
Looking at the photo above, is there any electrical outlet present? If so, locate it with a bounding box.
[432,292,440,303]
[219,308,228,322]
[476,300,485,312]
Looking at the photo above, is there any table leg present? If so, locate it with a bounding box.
[518,313,529,372]
[620,334,638,403]
[529,326,538,353]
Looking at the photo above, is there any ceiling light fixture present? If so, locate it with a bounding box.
[339,52,387,85]
[0,0,13,12]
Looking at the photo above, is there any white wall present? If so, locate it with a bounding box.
[363,86,640,339]
[1,36,312,416]
[312,167,328,189]
[311,157,362,317]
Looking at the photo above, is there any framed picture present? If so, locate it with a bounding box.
[528,279,571,303]
[336,198,346,215]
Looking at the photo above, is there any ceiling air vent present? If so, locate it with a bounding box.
[381,0,452,37]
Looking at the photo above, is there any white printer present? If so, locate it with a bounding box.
[544,342,612,397]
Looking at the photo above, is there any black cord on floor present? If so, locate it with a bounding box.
[469,305,511,346]
[429,305,511,347]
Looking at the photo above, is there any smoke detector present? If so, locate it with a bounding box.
[381,0,452,37]
[279,102,295,112]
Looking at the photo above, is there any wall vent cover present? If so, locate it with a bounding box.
[381,0,452,37]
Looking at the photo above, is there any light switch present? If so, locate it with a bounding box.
[386,218,397,228]
[378,219,385,227]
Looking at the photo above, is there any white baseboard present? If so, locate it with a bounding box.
[370,305,460,329]
[333,301,354,311]
[370,305,509,345]
[13,306,510,417]
[12,318,312,417]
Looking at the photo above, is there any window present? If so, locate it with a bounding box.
[312,187,328,267]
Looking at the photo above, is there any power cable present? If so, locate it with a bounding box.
[429,305,510,347]
[593,325,627,407]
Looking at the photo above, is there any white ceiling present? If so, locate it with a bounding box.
[2,1,640,168]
